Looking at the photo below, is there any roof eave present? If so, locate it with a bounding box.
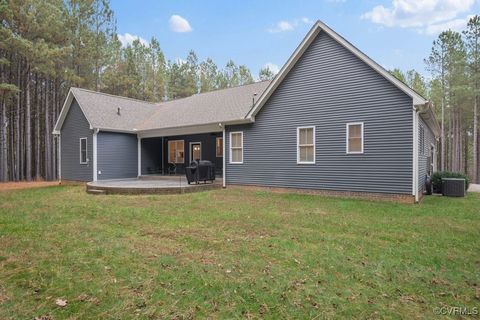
[136,118,254,138]
[416,102,441,137]
[138,117,254,133]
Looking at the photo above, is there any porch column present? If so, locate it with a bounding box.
[57,134,61,181]
[161,137,165,174]
[222,125,226,188]
[93,129,98,181]
[137,136,141,177]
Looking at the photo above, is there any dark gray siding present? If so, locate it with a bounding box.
[60,99,93,181]
[140,133,222,175]
[141,137,163,174]
[418,117,436,192]
[162,133,223,174]
[97,132,138,180]
[226,31,414,194]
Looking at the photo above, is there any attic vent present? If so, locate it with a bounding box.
[117,107,121,116]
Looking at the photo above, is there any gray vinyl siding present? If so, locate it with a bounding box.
[97,132,138,180]
[418,117,436,192]
[60,99,93,181]
[226,31,414,195]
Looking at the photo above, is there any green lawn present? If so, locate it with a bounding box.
[0,186,479,319]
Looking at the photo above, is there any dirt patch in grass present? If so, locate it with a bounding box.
[0,181,59,192]
[0,287,8,303]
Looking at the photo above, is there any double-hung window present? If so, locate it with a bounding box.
[229,132,243,164]
[297,126,315,164]
[168,140,185,164]
[79,138,88,164]
[346,122,364,154]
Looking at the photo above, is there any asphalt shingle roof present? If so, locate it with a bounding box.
[70,80,271,132]
[71,88,158,131]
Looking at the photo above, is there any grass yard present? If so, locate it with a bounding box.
[0,186,479,319]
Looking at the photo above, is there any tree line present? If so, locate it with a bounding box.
[390,15,480,184]
[1,1,479,184]
[0,0,276,182]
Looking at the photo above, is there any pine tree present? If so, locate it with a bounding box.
[464,15,480,183]
[259,66,275,81]
[199,58,219,92]
[223,60,239,87]
[148,38,166,101]
[238,65,254,85]
[427,32,451,171]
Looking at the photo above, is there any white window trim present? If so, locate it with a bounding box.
[297,126,316,164]
[346,122,364,154]
[79,137,88,164]
[216,137,223,158]
[229,131,243,164]
[168,139,185,164]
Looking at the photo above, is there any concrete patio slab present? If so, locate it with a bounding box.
[468,184,480,193]
[86,176,222,195]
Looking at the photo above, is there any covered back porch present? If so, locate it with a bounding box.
[139,126,224,177]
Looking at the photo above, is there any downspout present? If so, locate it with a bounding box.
[412,106,419,203]
[93,128,99,182]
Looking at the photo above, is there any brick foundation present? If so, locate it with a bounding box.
[228,184,416,204]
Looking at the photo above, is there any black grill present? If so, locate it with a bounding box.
[442,178,466,197]
[185,160,216,184]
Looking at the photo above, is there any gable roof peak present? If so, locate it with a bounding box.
[246,20,428,119]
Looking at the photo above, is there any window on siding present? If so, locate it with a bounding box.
[79,138,88,164]
[419,125,425,155]
[297,127,315,164]
[230,132,243,164]
[346,123,364,154]
[216,137,223,157]
[168,140,184,164]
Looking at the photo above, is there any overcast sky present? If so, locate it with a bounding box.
[111,0,480,78]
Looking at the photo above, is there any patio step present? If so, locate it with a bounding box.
[86,188,106,195]
[139,175,172,180]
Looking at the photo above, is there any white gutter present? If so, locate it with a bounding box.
[416,102,441,138]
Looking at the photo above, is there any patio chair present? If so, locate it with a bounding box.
[167,163,177,175]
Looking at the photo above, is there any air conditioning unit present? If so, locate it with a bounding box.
[442,178,466,197]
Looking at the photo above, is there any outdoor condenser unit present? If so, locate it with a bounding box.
[442,178,466,197]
